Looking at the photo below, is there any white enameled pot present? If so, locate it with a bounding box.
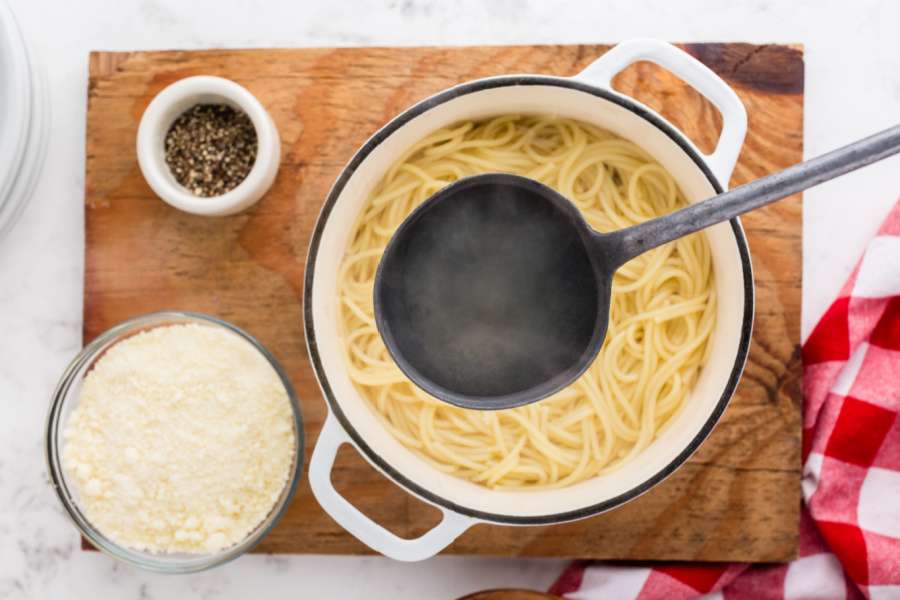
[304,39,753,561]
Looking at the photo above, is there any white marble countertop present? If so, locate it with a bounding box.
[2,0,899,598]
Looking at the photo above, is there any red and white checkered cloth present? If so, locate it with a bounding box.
[549,200,900,600]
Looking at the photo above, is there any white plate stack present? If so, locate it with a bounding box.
[0,2,48,240]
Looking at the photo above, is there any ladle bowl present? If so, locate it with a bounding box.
[374,174,612,410]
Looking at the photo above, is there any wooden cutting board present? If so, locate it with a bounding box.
[84,43,803,562]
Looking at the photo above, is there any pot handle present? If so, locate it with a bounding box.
[574,38,747,186]
[308,412,476,561]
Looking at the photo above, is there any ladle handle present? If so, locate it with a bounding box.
[605,123,900,266]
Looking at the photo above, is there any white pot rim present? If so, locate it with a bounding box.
[303,73,755,526]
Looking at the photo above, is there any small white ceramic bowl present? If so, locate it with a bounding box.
[136,76,280,216]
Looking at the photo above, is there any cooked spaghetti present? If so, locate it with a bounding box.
[337,115,716,490]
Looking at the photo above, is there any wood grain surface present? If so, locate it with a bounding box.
[84,43,804,562]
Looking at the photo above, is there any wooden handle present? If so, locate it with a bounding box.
[455,590,563,600]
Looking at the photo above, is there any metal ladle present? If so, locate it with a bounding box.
[374,124,900,410]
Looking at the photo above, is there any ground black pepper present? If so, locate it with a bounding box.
[164,104,258,197]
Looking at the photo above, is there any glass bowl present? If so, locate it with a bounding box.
[45,311,304,573]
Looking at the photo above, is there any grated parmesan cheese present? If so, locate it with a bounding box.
[62,323,296,554]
